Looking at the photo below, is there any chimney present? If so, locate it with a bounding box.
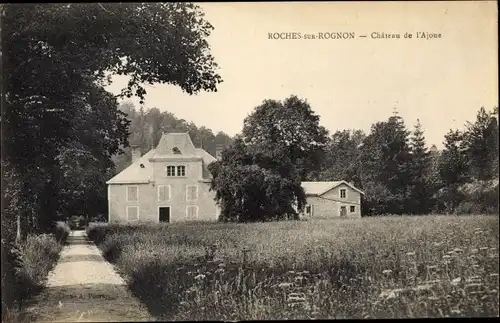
[215,144,224,160]
[131,145,141,163]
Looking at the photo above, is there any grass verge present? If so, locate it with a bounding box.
[1,222,69,323]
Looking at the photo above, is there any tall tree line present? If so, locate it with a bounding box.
[112,102,234,173]
[318,106,499,215]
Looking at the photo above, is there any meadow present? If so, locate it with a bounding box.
[87,215,499,320]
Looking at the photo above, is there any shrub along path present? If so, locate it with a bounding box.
[21,230,153,322]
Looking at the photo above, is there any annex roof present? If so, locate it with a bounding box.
[301,180,365,196]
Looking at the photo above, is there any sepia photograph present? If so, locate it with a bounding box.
[1,1,498,322]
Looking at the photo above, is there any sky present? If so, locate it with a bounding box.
[105,1,498,149]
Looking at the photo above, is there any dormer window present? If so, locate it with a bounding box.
[166,165,186,177]
[172,147,181,154]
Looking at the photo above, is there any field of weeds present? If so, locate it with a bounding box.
[88,215,499,320]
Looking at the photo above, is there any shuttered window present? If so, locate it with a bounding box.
[186,205,198,220]
[127,206,139,221]
[186,185,198,201]
[127,186,139,202]
[158,185,171,202]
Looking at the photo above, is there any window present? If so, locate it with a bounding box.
[158,185,171,202]
[186,205,198,220]
[166,166,176,177]
[350,205,355,213]
[186,185,198,201]
[126,186,138,202]
[340,189,347,199]
[177,165,186,177]
[305,205,313,216]
[127,206,139,221]
[172,147,181,154]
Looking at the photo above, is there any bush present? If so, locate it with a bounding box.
[68,215,86,230]
[86,222,112,245]
[1,234,63,322]
[54,221,70,244]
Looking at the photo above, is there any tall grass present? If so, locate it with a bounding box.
[1,222,69,322]
[88,216,499,320]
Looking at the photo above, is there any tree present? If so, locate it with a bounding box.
[408,119,433,214]
[2,3,222,238]
[208,139,306,222]
[320,129,365,187]
[463,107,499,181]
[358,112,413,214]
[241,95,329,180]
[437,129,470,212]
[214,131,234,149]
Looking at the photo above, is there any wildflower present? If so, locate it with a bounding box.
[194,274,206,281]
[215,268,225,275]
[379,289,397,300]
[406,252,416,256]
[295,276,304,283]
[289,302,305,309]
[382,269,392,275]
[451,277,462,286]
[288,294,306,303]
[433,243,442,247]
[394,288,413,295]
[287,271,296,275]
[465,283,482,289]
[427,265,437,270]
[453,248,463,253]
[443,255,451,260]
[450,309,462,316]
[218,263,226,269]
[480,247,489,251]
[416,284,433,291]
[180,301,189,307]
[471,249,479,253]
[278,282,293,289]
[427,296,439,301]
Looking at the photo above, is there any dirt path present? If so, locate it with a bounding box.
[22,230,153,322]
